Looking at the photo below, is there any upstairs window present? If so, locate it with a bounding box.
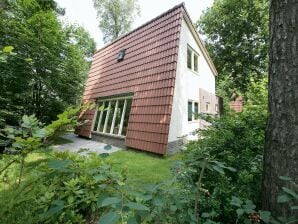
[187,45,199,73]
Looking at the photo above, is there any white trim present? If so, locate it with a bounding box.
[110,100,119,134]
[103,101,111,133]
[96,101,105,132]
[91,104,99,131]
[92,96,132,137]
[118,99,127,136]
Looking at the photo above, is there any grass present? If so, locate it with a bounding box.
[107,149,182,185]
[0,148,182,190]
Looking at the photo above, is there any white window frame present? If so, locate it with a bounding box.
[187,45,199,74]
[188,100,200,122]
[92,96,132,137]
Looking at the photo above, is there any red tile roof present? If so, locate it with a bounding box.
[78,4,184,154]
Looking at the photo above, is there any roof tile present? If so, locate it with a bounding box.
[77,5,184,154]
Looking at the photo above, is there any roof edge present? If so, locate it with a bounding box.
[94,2,185,54]
[181,8,218,76]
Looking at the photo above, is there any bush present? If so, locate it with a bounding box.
[0,151,125,223]
[176,79,268,222]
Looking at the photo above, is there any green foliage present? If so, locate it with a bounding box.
[0,152,124,223]
[93,0,140,43]
[198,0,269,95]
[176,79,268,222]
[0,0,96,125]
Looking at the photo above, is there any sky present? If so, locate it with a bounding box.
[55,0,214,49]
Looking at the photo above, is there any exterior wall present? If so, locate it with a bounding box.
[77,5,184,155]
[168,17,216,143]
[230,96,244,112]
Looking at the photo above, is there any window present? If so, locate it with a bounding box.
[188,101,193,121]
[188,100,200,122]
[205,103,210,112]
[92,96,132,137]
[187,45,199,73]
[187,48,192,69]
[194,102,199,119]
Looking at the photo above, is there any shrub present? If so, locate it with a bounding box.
[176,79,268,222]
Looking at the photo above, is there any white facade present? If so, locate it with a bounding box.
[168,17,216,142]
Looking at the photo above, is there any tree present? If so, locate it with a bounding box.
[0,0,96,124]
[262,0,298,218]
[93,0,140,43]
[198,0,269,96]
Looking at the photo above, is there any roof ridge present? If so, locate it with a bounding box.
[95,2,185,53]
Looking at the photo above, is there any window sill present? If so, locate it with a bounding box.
[91,131,126,139]
[187,68,199,75]
[188,120,200,124]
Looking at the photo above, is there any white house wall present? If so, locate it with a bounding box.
[168,17,216,142]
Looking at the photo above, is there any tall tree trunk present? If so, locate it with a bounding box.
[262,0,298,217]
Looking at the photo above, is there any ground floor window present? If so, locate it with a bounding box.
[188,100,199,122]
[92,96,132,137]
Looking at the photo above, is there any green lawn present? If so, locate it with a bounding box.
[107,150,181,185]
[1,148,181,189]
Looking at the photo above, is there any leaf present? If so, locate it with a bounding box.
[291,206,298,210]
[125,202,149,211]
[212,165,225,174]
[259,211,271,223]
[201,212,210,218]
[32,128,47,138]
[230,196,243,207]
[25,58,33,62]
[3,46,14,53]
[277,194,292,203]
[282,187,298,199]
[100,153,110,158]
[100,197,121,207]
[98,105,104,111]
[243,200,256,213]
[236,208,244,217]
[279,176,292,181]
[47,160,72,171]
[127,217,138,224]
[98,212,120,224]
[152,197,163,206]
[43,200,64,218]
[104,144,112,150]
[226,166,236,172]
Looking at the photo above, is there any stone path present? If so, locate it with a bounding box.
[52,134,122,155]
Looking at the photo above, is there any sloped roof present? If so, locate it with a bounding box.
[78,3,216,154]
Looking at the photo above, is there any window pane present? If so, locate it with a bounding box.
[105,100,116,133]
[93,102,104,131]
[187,48,192,69]
[193,54,198,72]
[188,101,193,121]
[93,106,101,131]
[112,100,125,135]
[99,103,108,133]
[206,103,209,112]
[121,98,132,136]
[194,102,199,120]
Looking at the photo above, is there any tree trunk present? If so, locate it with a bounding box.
[262,0,298,217]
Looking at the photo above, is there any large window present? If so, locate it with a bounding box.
[188,100,200,122]
[187,45,199,73]
[92,96,132,137]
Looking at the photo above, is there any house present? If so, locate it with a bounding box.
[77,3,220,155]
